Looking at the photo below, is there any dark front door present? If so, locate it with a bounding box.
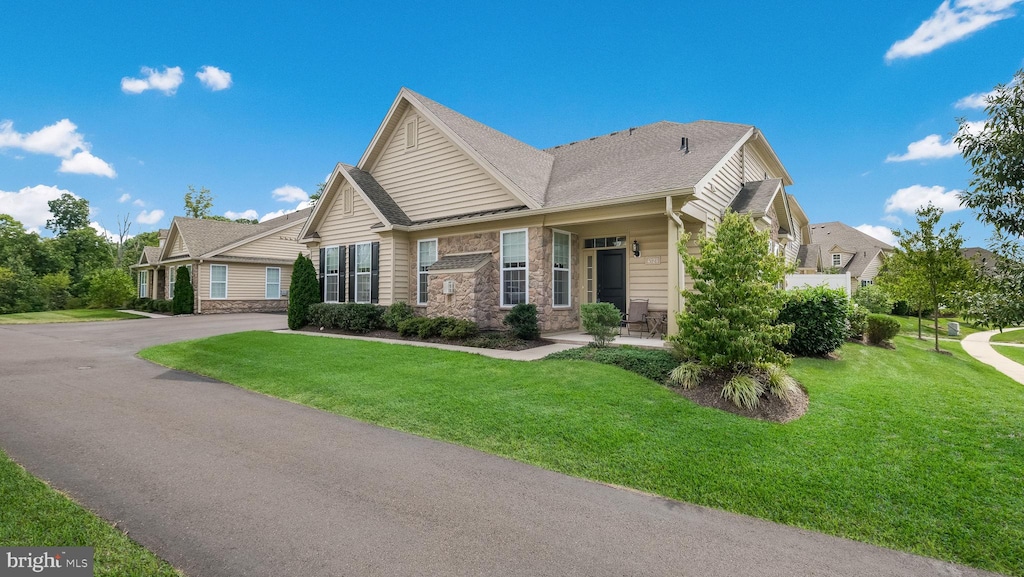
[596,248,626,315]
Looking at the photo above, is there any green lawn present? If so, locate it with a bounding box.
[990,328,1024,344]
[0,309,143,325]
[0,450,180,576]
[994,344,1024,366]
[140,332,1024,576]
[891,314,985,340]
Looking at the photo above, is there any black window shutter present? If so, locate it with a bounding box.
[318,248,325,301]
[348,244,356,302]
[370,241,380,303]
[338,246,347,303]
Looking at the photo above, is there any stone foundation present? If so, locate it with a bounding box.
[200,299,287,314]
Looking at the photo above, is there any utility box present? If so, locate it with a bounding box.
[948,321,960,336]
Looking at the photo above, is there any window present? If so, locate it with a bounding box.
[586,255,594,303]
[324,246,340,302]
[584,236,626,249]
[832,253,842,267]
[138,271,147,298]
[501,230,528,306]
[861,279,873,287]
[266,267,281,299]
[552,230,570,307]
[405,118,418,150]
[168,268,173,299]
[210,265,227,299]
[417,239,437,305]
[355,242,372,303]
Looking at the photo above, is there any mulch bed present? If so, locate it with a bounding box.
[674,371,809,423]
[300,326,551,351]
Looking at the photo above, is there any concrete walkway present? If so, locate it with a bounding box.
[961,328,1024,385]
[0,316,1004,577]
[274,329,582,360]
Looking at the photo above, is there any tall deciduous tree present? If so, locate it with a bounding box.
[955,68,1024,237]
[45,193,90,237]
[890,204,973,353]
[184,185,214,219]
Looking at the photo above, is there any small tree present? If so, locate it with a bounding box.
[287,254,320,329]
[172,265,194,315]
[877,250,930,339]
[86,268,134,308]
[852,283,893,314]
[673,210,793,372]
[580,302,621,347]
[503,303,539,340]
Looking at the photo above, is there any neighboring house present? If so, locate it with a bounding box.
[804,222,894,289]
[963,247,997,273]
[132,209,312,313]
[298,88,804,334]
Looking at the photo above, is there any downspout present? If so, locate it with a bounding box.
[665,196,686,336]
[197,259,202,314]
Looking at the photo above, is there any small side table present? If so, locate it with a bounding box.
[647,312,667,339]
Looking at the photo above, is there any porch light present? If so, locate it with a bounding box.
[632,240,640,257]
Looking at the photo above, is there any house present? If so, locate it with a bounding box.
[132,209,312,313]
[298,88,805,334]
[805,222,893,289]
[963,247,997,273]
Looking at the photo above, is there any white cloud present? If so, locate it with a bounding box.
[0,119,115,177]
[885,134,959,162]
[58,150,116,177]
[136,209,165,225]
[196,66,233,91]
[118,193,131,203]
[855,224,899,246]
[885,0,1022,62]
[132,199,145,207]
[121,66,184,95]
[0,184,75,232]
[260,200,311,222]
[271,184,309,203]
[884,184,964,214]
[90,221,122,241]
[881,214,903,225]
[224,209,259,220]
[956,74,1019,108]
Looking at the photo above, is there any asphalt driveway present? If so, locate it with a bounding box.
[0,314,1000,576]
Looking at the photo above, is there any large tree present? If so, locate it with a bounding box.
[890,204,973,353]
[955,68,1024,237]
[184,185,214,219]
[45,193,90,237]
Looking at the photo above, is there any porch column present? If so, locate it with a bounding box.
[667,215,682,335]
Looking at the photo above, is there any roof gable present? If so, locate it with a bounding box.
[300,163,404,240]
[160,209,312,261]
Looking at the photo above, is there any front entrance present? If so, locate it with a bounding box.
[596,248,626,315]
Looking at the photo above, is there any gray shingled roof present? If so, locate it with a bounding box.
[809,222,893,278]
[171,207,312,259]
[963,247,997,272]
[729,179,782,216]
[343,164,411,226]
[141,246,161,265]
[407,89,553,206]
[542,120,753,208]
[428,252,492,272]
[796,244,821,269]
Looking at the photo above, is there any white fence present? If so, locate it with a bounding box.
[785,273,851,296]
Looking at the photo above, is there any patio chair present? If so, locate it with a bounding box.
[622,299,649,337]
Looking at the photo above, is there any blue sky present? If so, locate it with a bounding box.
[1,0,1021,246]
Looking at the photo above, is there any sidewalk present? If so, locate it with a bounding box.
[961,328,1024,385]
[273,329,582,360]
[118,309,171,319]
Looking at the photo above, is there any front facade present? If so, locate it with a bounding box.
[300,88,804,334]
[132,210,311,313]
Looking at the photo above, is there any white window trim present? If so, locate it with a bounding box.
[266,267,282,300]
[168,267,174,300]
[354,241,372,304]
[417,238,438,305]
[552,229,571,308]
[210,264,228,300]
[323,246,341,303]
[832,253,842,267]
[500,228,529,308]
[139,271,148,298]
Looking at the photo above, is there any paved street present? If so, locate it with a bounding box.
[0,314,1000,576]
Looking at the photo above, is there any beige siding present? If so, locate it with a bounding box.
[391,232,410,303]
[370,108,522,222]
[692,149,743,223]
[743,144,772,182]
[860,254,883,282]
[222,222,305,261]
[785,237,800,265]
[572,217,669,309]
[168,232,188,257]
[197,262,292,301]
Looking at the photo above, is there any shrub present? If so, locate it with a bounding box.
[853,284,894,314]
[545,346,679,383]
[721,374,764,410]
[777,286,848,356]
[172,265,194,315]
[397,316,430,338]
[307,302,384,333]
[382,301,415,331]
[66,297,85,310]
[866,314,900,345]
[847,303,868,340]
[580,302,621,347]
[287,254,319,329]
[503,303,539,340]
[440,319,478,340]
[38,271,71,310]
[891,300,911,316]
[669,361,703,390]
[86,268,135,309]
[150,299,173,313]
[757,362,798,400]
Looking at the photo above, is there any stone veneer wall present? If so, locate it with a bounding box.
[423,228,580,332]
[201,299,287,314]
